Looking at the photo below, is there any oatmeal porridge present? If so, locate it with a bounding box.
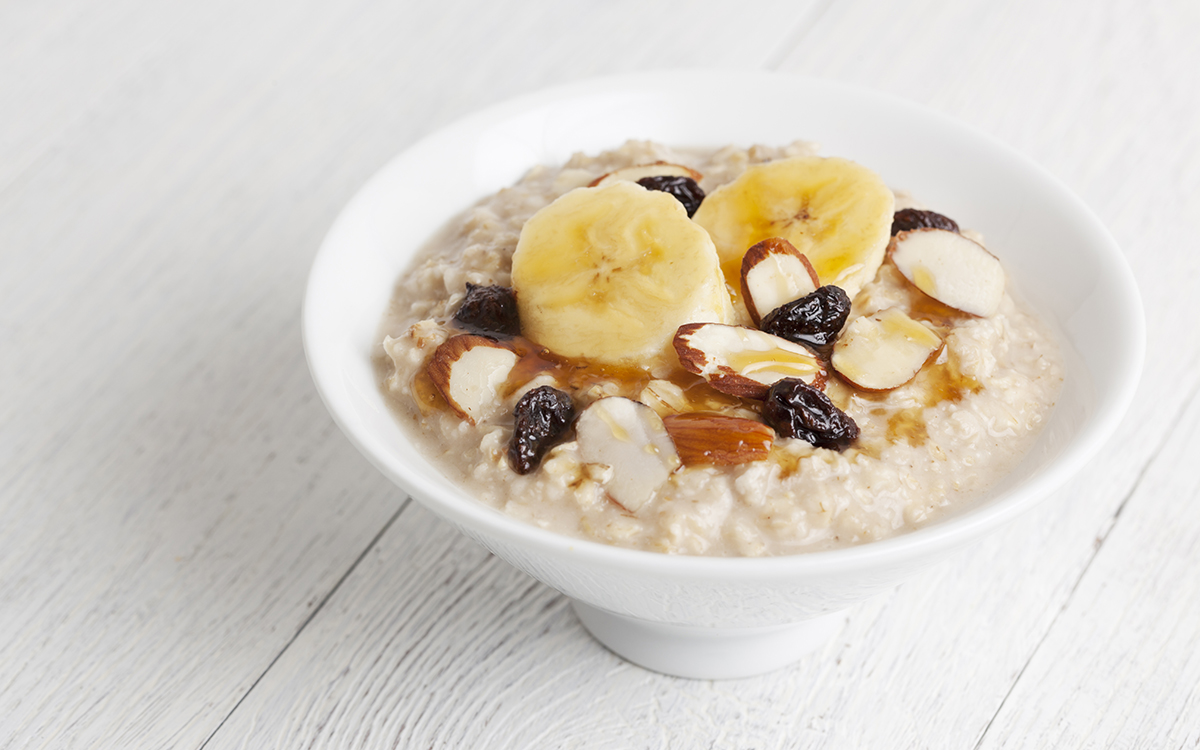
[376,140,1064,556]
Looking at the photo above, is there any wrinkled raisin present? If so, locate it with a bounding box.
[759,285,852,350]
[762,378,858,451]
[636,175,706,218]
[508,386,576,474]
[453,283,520,337]
[891,208,960,235]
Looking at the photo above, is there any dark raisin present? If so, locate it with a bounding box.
[762,378,859,451]
[507,386,576,474]
[759,285,852,350]
[636,175,706,218]
[891,208,960,235]
[453,283,520,337]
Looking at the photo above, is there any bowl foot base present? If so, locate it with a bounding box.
[571,601,845,680]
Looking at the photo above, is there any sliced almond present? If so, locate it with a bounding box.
[588,161,702,188]
[832,308,943,391]
[739,238,821,324]
[889,229,1005,316]
[674,323,826,400]
[662,413,773,466]
[637,379,689,417]
[426,335,519,425]
[575,397,681,512]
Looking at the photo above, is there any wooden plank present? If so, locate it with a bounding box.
[200,505,595,749]
[199,0,1199,746]
[0,0,829,747]
[975,383,1200,748]
[205,467,1167,748]
[772,0,1200,745]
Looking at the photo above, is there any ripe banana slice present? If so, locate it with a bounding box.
[692,155,895,303]
[511,181,733,371]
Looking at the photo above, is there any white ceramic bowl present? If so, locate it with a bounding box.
[303,71,1143,679]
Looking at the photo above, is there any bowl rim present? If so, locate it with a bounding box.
[303,69,1144,578]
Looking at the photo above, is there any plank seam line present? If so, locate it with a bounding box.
[973,379,1198,749]
[763,0,836,71]
[1111,375,1199,528]
[196,496,410,749]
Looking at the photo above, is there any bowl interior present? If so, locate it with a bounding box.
[303,71,1143,573]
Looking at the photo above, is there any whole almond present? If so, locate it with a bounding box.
[663,413,774,466]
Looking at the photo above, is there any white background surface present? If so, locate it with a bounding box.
[1,0,1197,747]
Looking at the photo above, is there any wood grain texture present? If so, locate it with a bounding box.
[2,0,1198,747]
[199,502,1091,749]
[978,383,1200,748]
[205,0,1200,745]
[782,0,1200,746]
[0,1,830,748]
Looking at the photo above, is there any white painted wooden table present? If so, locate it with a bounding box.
[2,0,1197,747]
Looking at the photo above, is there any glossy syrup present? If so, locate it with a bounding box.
[416,333,748,417]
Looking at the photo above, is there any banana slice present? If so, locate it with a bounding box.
[511,181,733,371]
[692,156,895,303]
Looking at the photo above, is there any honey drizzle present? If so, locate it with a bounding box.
[859,345,982,447]
[410,367,447,416]
[415,289,984,459]
[768,445,803,478]
[414,334,751,417]
[907,290,969,329]
[503,337,654,398]
[914,348,983,407]
[886,408,928,446]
